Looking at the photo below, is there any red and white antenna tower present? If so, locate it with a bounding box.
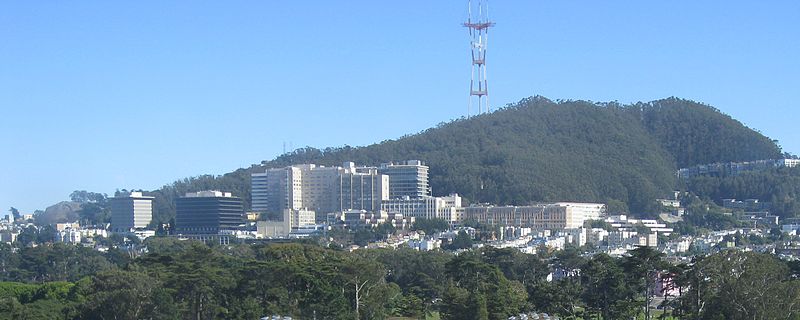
[464,0,495,116]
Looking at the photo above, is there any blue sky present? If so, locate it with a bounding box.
[1,1,798,214]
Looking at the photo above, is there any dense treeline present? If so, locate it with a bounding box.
[630,98,781,168]
[139,96,780,224]
[2,240,799,319]
[685,167,800,218]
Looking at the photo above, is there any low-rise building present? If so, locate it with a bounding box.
[256,220,290,238]
[738,212,779,227]
[340,210,414,230]
[679,159,799,178]
[56,222,80,232]
[464,202,605,230]
[0,230,18,244]
[380,194,463,222]
[54,228,81,244]
[408,238,441,251]
[256,209,323,238]
[605,215,674,235]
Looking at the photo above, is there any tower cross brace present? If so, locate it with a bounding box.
[464,0,495,116]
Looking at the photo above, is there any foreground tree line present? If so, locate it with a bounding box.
[1,240,799,320]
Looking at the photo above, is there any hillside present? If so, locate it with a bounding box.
[146,97,781,224]
[630,98,782,168]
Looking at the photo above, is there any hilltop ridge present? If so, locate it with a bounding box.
[146,96,782,224]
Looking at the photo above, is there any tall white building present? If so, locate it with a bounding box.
[252,166,303,214]
[301,164,342,214]
[379,160,430,199]
[337,163,389,212]
[110,192,154,232]
[250,172,270,213]
[252,162,389,220]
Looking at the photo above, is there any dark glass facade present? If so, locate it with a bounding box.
[175,196,244,234]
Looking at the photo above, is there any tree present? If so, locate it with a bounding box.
[13,226,38,248]
[353,229,376,247]
[365,247,450,313]
[412,218,450,235]
[77,202,111,226]
[442,253,526,320]
[528,279,583,318]
[374,222,396,240]
[581,253,637,319]
[622,246,667,320]
[392,294,425,318]
[69,191,108,204]
[135,243,236,320]
[676,251,800,320]
[340,256,391,320]
[446,230,473,250]
[80,269,177,320]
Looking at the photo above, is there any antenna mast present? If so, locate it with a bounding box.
[464,0,495,116]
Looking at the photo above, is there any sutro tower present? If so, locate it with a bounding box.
[464,0,495,116]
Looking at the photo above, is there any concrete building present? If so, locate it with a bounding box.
[587,228,609,244]
[175,191,244,234]
[252,162,390,220]
[381,194,462,221]
[110,192,154,232]
[556,202,605,228]
[256,209,291,238]
[336,163,389,212]
[255,208,317,238]
[464,202,606,230]
[408,238,441,251]
[252,166,304,214]
[298,164,342,215]
[339,209,414,230]
[560,227,589,247]
[55,222,80,232]
[54,228,81,244]
[250,171,270,214]
[289,209,316,228]
[639,233,658,247]
[604,215,674,235]
[257,219,290,238]
[379,160,430,199]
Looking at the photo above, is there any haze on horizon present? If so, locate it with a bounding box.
[1,1,798,214]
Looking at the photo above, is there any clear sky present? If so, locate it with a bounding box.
[1,1,798,214]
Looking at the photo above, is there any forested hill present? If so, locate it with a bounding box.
[147,97,781,224]
[631,98,782,168]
